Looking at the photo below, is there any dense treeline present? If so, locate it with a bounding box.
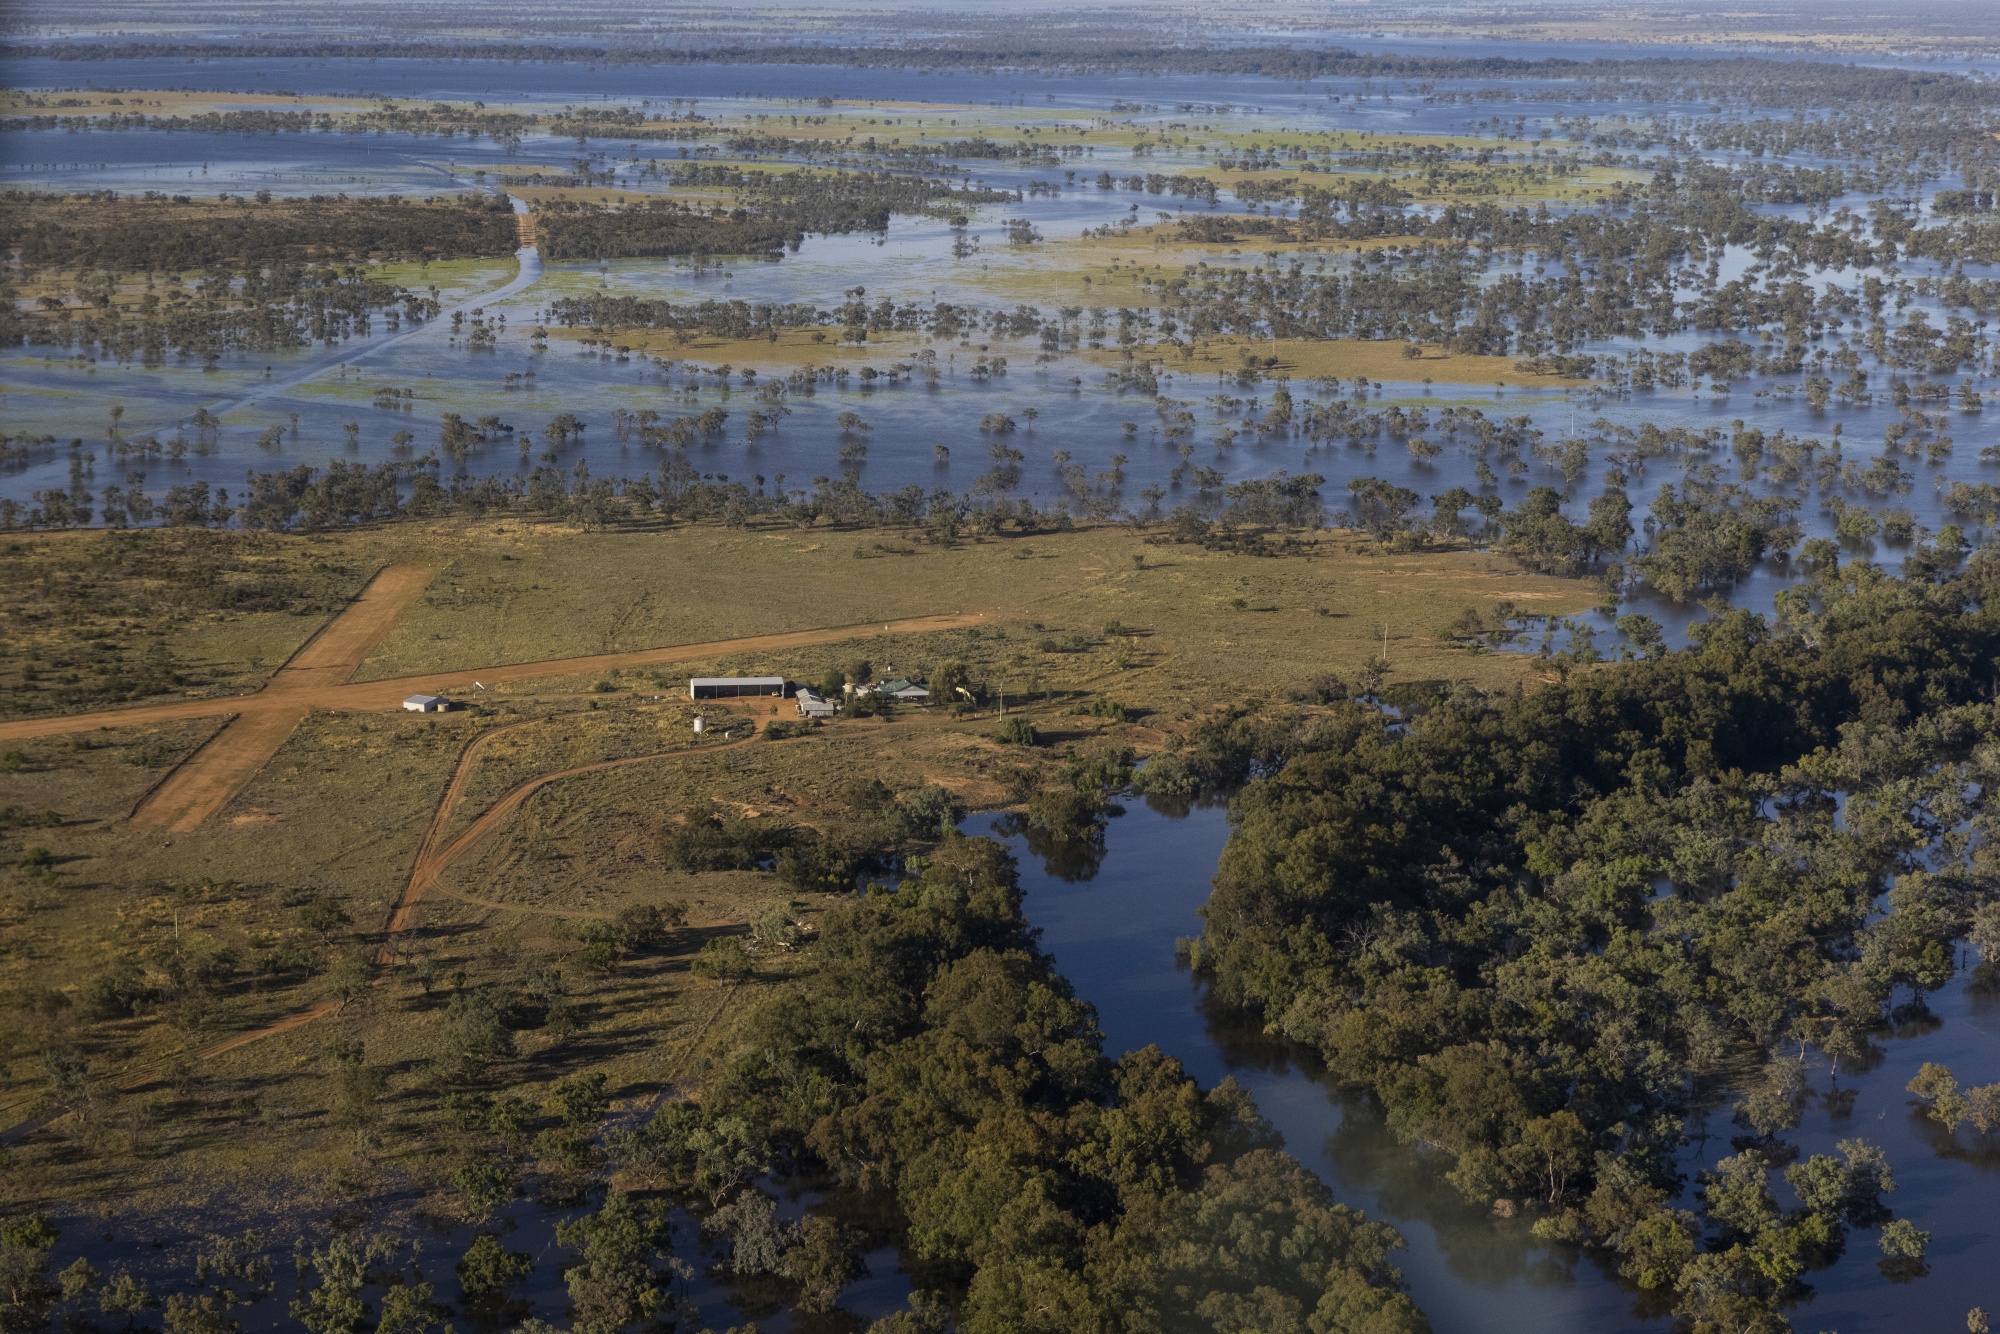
[3,441,1321,553]
[0,833,1427,1333]
[546,294,826,338]
[532,171,1011,260]
[1192,555,2000,1331]
[536,202,805,262]
[0,194,507,362]
[644,834,1427,1333]
[2,265,440,365]
[0,191,518,270]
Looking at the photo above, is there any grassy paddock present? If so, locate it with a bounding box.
[540,322,933,369]
[354,520,1590,693]
[0,529,377,719]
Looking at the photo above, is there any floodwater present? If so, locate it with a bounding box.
[31,1167,912,1334]
[972,797,2000,1334]
[9,36,2000,1332]
[7,51,1997,651]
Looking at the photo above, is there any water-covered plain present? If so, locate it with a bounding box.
[7,39,2000,1331]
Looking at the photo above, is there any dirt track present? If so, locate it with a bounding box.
[1,725,766,1138]
[1,611,989,746]
[130,706,309,831]
[264,564,437,694]
[155,733,766,1097]
[384,730,764,944]
[129,564,435,831]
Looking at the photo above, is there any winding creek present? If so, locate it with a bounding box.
[974,797,2000,1334]
[17,797,1999,1332]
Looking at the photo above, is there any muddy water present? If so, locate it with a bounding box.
[969,798,2000,1334]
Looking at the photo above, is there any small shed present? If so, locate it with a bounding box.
[690,676,787,700]
[795,688,837,719]
[403,694,451,713]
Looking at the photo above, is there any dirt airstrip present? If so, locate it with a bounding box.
[6,559,986,835]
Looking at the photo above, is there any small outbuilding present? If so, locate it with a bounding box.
[403,694,452,713]
[795,688,837,719]
[690,676,787,700]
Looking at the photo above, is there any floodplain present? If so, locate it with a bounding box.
[6,6,2000,1333]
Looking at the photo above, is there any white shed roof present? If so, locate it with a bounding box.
[689,677,786,687]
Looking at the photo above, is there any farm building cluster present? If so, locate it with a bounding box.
[689,674,930,718]
[396,674,935,720]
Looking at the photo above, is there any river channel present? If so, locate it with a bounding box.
[971,796,2000,1334]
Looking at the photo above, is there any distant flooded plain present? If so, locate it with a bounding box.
[8,51,1998,650]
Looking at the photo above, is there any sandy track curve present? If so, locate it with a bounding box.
[386,731,764,941]
[0,727,757,1139]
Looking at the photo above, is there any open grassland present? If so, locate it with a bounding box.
[0,518,1591,1211]
[365,255,520,298]
[540,322,933,368]
[354,520,1591,692]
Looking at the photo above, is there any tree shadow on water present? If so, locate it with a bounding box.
[992,812,1109,881]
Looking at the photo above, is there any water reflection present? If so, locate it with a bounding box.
[989,808,1111,882]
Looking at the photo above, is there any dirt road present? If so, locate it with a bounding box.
[6,692,972,1132]
[263,564,437,694]
[2,611,989,747]
[0,724,765,1139]
[129,706,308,831]
[129,564,434,832]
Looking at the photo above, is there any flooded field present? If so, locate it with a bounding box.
[8,47,2000,651]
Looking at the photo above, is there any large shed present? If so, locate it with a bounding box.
[690,676,787,700]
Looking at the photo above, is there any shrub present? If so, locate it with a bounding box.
[995,716,1038,746]
[691,937,752,980]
